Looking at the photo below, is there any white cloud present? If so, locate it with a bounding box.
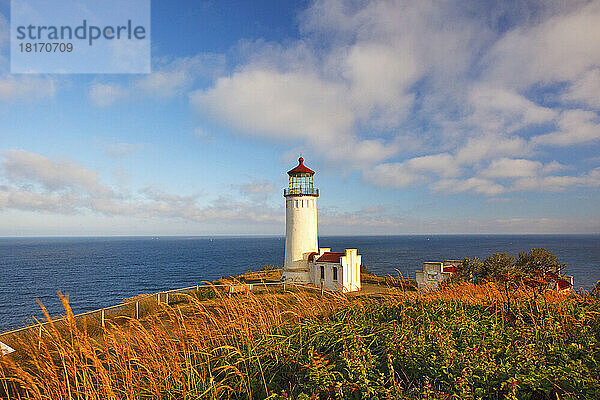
[532,110,600,146]
[542,161,568,174]
[191,67,398,166]
[136,56,217,97]
[0,75,56,102]
[484,1,600,88]
[466,85,557,133]
[235,179,277,202]
[2,149,113,196]
[454,134,531,166]
[363,152,461,188]
[341,42,418,127]
[88,83,128,107]
[88,54,226,106]
[139,186,200,205]
[512,167,600,191]
[562,68,600,109]
[0,150,283,224]
[481,158,543,179]
[0,189,81,213]
[433,177,505,196]
[192,68,352,143]
[363,162,419,188]
[406,153,461,178]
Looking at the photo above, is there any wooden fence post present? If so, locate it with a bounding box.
[136,301,139,319]
[157,293,160,304]
[101,309,105,328]
[166,293,169,305]
[38,324,42,350]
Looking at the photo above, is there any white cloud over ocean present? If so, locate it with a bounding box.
[186,0,600,198]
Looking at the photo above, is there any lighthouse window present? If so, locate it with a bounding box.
[295,200,299,208]
[333,267,338,281]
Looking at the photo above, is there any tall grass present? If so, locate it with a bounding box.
[1,284,599,399]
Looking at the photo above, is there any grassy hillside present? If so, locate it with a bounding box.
[1,283,599,399]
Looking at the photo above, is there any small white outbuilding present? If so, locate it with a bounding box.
[415,260,462,291]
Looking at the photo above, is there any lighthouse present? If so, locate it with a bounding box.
[282,157,362,292]
[283,157,319,283]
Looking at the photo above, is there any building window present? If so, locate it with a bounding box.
[333,266,338,281]
[320,265,324,280]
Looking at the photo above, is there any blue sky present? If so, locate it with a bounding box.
[0,0,599,236]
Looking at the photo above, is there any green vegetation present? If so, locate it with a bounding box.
[458,248,569,284]
[1,281,599,399]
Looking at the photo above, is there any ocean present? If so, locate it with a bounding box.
[0,235,599,331]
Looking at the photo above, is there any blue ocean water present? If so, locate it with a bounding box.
[0,235,599,331]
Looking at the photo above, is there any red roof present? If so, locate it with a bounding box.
[316,252,345,263]
[558,279,572,290]
[307,252,318,262]
[288,157,315,175]
[443,266,458,273]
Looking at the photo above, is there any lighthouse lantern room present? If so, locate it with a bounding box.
[282,157,362,292]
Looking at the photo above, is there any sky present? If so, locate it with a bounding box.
[0,0,599,236]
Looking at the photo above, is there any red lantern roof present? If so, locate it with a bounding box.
[288,157,315,175]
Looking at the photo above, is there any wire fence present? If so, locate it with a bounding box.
[0,279,329,341]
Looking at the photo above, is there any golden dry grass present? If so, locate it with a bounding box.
[0,282,595,399]
[0,286,349,399]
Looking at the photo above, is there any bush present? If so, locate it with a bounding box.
[515,248,566,276]
[460,248,567,284]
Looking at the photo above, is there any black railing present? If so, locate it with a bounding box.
[284,188,319,196]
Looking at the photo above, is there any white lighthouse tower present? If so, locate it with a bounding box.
[282,157,319,283]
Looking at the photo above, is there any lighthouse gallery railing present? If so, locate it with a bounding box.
[283,188,319,196]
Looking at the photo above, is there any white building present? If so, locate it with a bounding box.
[415,260,461,291]
[282,157,361,292]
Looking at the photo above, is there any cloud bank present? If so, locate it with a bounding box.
[188,0,600,196]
